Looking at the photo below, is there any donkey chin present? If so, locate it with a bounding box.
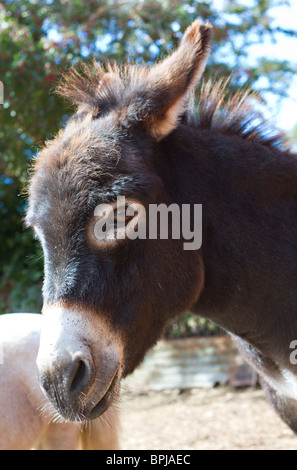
[36,303,123,421]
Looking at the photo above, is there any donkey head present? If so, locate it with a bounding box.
[26,21,212,421]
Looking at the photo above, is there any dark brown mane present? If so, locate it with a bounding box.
[190,78,288,150]
[56,61,288,151]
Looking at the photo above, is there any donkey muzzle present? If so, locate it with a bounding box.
[37,304,121,421]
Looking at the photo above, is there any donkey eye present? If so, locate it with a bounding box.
[91,199,144,247]
[114,207,133,225]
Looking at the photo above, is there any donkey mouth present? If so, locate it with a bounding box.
[87,370,119,420]
[43,367,120,422]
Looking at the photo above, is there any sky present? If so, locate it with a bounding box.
[251,3,297,135]
[215,0,297,136]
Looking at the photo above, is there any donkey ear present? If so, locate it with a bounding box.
[56,61,124,118]
[145,20,213,140]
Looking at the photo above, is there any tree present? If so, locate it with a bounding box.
[0,0,296,313]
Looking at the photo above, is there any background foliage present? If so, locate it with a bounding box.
[1,0,297,335]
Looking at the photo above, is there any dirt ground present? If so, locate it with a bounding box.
[119,386,297,450]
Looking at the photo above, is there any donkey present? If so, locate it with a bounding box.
[25,19,297,434]
[0,314,119,450]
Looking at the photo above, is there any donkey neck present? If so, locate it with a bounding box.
[159,125,297,366]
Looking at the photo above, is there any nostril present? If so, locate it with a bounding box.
[69,359,91,395]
